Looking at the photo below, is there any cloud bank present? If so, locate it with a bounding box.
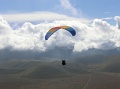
[0,15,120,59]
[1,12,89,24]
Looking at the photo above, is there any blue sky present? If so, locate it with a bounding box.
[73,0,120,18]
[0,0,119,24]
[0,0,119,17]
[0,0,59,13]
[0,0,52,12]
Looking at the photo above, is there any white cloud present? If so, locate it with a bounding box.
[102,17,113,20]
[0,16,13,35]
[114,16,120,29]
[1,12,90,24]
[0,16,120,53]
[105,12,111,14]
[59,0,78,15]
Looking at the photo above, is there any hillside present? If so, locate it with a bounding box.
[0,54,120,89]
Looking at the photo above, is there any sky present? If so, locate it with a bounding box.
[0,0,120,60]
[0,0,120,25]
[0,0,120,19]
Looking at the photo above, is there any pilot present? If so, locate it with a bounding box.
[62,60,66,65]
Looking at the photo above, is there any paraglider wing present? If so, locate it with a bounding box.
[45,26,76,40]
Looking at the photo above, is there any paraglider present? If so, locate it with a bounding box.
[45,26,76,40]
[45,26,76,65]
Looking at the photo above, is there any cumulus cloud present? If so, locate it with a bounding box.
[0,16,13,35]
[114,16,120,29]
[0,15,120,60]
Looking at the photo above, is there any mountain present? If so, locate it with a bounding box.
[0,54,120,89]
[0,46,120,61]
